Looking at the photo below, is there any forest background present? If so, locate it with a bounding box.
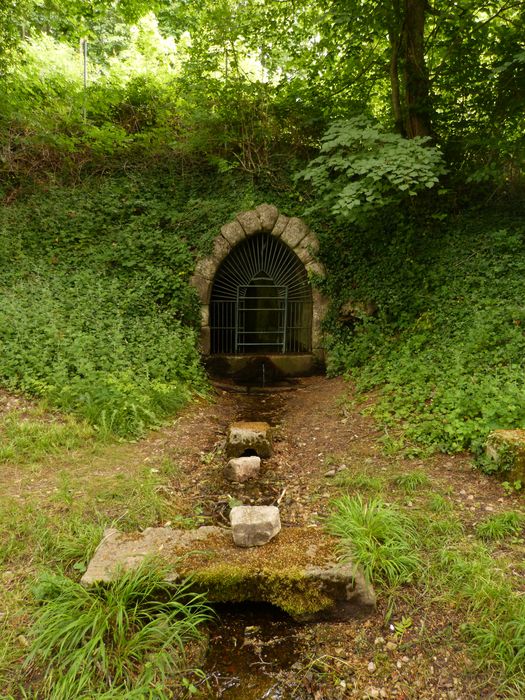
[1,0,525,456]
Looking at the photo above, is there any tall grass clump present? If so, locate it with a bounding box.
[26,563,214,699]
[326,495,421,586]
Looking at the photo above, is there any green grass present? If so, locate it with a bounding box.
[392,470,431,493]
[332,471,385,493]
[26,563,214,699]
[475,511,524,541]
[0,410,94,464]
[326,494,421,586]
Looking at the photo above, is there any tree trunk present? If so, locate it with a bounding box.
[402,0,433,138]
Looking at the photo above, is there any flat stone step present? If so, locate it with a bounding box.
[82,526,375,621]
[226,421,273,458]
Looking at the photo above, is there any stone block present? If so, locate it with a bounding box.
[194,257,217,281]
[226,421,273,458]
[271,214,289,237]
[199,325,211,353]
[212,234,231,262]
[280,217,309,248]
[486,430,525,481]
[82,526,376,621]
[190,274,211,303]
[221,220,246,247]
[236,210,262,236]
[230,505,281,547]
[305,260,325,278]
[200,304,209,327]
[224,456,261,482]
[255,203,279,232]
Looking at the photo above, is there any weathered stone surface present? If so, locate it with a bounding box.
[224,456,261,483]
[200,304,209,327]
[294,232,320,263]
[280,217,309,248]
[194,257,217,281]
[212,234,231,262]
[340,300,378,321]
[236,210,262,236]
[82,526,376,621]
[221,221,246,247]
[255,203,279,232]
[230,505,281,547]
[271,214,289,237]
[305,260,325,278]
[199,325,211,353]
[486,430,525,481]
[190,274,211,303]
[226,421,273,458]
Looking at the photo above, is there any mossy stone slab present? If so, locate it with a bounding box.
[81,526,375,621]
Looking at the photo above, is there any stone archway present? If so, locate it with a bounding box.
[190,204,328,371]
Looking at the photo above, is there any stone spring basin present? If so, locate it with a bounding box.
[82,525,375,622]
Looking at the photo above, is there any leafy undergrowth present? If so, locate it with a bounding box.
[0,173,263,437]
[325,207,525,458]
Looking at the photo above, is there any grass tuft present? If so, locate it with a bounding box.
[475,511,524,542]
[26,562,214,699]
[326,494,421,586]
[392,470,431,493]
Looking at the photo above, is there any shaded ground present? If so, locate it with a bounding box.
[1,377,524,698]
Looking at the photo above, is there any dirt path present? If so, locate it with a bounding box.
[2,377,523,698]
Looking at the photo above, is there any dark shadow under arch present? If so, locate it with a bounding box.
[210,233,312,354]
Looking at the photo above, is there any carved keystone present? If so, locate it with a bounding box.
[224,456,261,483]
[226,421,273,459]
[255,203,279,232]
[230,505,281,547]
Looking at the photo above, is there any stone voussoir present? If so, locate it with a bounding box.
[280,217,309,249]
[230,505,281,547]
[236,209,262,236]
[224,455,261,483]
[81,526,376,621]
[221,220,246,247]
[271,214,290,237]
[226,421,273,459]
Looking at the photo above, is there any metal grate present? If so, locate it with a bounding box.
[210,233,312,354]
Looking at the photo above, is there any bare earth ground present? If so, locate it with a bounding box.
[1,377,524,699]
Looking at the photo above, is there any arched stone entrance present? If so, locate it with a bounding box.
[190,204,328,374]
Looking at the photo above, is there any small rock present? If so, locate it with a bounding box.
[230,505,281,547]
[467,494,475,501]
[324,469,337,477]
[374,636,385,646]
[365,688,380,699]
[396,660,403,669]
[485,505,494,512]
[367,661,377,673]
[460,489,467,495]
[402,655,410,662]
[386,641,397,651]
[224,456,261,483]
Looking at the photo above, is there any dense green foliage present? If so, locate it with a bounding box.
[324,207,525,456]
[0,174,254,436]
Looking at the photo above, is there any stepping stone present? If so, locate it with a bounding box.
[224,456,261,483]
[230,505,281,547]
[81,526,376,621]
[226,421,272,459]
